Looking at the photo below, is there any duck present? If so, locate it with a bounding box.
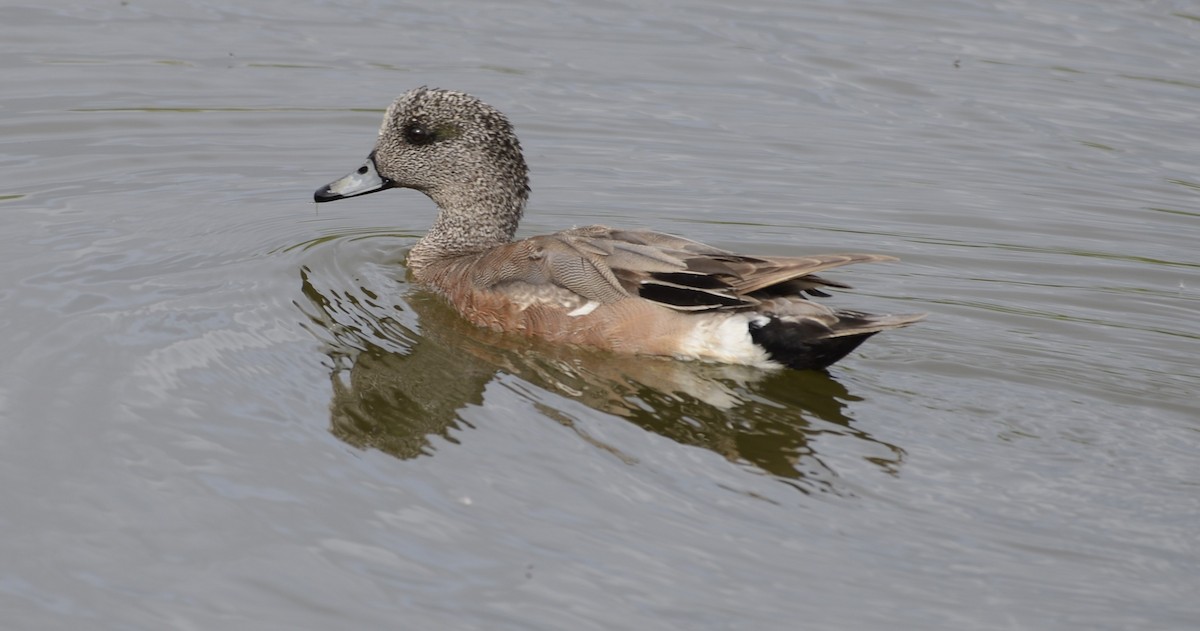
[314,87,924,370]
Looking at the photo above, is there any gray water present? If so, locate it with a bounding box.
[2,1,1198,629]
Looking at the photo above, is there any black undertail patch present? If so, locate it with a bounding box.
[748,316,877,371]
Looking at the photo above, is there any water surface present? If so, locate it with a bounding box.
[2,1,1198,629]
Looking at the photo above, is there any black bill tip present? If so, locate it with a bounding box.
[313,185,341,203]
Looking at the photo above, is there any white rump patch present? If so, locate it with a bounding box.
[675,313,777,368]
[566,300,600,317]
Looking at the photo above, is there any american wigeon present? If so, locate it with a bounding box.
[314,87,924,370]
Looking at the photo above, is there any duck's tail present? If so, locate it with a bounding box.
[748,311,926,371]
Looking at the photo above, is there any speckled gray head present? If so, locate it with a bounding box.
[314,87,530,216]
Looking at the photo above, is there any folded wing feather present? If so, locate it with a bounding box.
[480,225,894,313]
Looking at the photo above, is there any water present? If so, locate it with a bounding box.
[2,1,1198,629]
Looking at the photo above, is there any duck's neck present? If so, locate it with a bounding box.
[407,177,529,278]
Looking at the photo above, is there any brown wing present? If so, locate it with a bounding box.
[471,225,898,313]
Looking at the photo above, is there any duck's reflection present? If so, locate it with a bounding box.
[299,264,904,491]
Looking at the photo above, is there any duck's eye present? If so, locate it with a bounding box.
[403,123,437,146]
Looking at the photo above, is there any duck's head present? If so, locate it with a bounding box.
[314,87,530,212]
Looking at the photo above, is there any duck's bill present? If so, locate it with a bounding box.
[313,153,394,202]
